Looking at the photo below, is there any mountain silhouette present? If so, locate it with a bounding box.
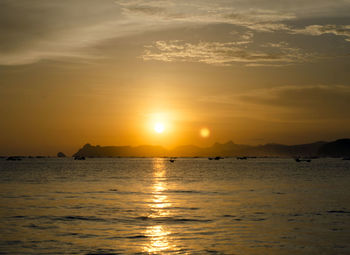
[318,139,350,157]
[72,139,350,158]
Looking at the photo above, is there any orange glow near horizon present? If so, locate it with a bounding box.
[142,111,179,147]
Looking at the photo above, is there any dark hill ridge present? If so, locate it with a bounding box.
[73,139,350,158]
[74,143,167,158]
[318,139,350,157]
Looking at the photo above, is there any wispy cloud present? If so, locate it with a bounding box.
[200,85,350,121]
[117,0,350,36]
[0,0,349,65]
[0,0,170,65]
[142,40,313,66]
[117,0,296,32]
[292,25,350,42]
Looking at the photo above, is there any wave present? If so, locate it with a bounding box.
[134,216,212,223]
[165,189,222,195]
[327,210,350,214]
[56,216,107,222]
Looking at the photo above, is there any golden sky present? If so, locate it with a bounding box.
[1,0,350,155]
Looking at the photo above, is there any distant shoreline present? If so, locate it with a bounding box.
[71,139,350,158]
[2,138,349,158]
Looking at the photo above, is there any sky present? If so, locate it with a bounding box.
[1,0,350,155]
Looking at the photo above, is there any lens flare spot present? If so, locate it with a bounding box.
[200,128,210,138]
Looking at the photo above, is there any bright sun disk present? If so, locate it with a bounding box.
[154,122,165,133]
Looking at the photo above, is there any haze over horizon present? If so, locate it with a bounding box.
[1,0,350,155]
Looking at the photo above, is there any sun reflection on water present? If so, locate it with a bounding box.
[143,158,176,253]
[144,225,172,253]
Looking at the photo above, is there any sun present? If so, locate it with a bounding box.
[154,122,165,133]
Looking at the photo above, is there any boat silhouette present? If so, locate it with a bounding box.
[295,158,311,162]
[208,156,223,160]
[6,156,22,161]
[74,156,86,160]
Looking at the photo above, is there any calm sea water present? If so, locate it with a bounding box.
[0,158,349,255]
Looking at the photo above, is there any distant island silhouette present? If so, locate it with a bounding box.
[73,139,350,158]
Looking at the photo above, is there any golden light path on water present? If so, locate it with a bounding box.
[143,159,177,253]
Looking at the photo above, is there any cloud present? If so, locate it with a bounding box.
[142,40,313,66]
[117,0,350,20]
[0,0,349,65]
[117,0,350,34]
[0,0,116,65]
[118,0,350,49]
[0,0,171,65]
[200,85,350,121]
[292,25,350,42]
[122,5,166,16]
[117,0,296,31]
[244,85,350,119]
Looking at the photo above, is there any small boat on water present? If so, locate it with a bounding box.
[74,156,86,160]
[169,158,176,163]
[208,156,224,160]
[6,156,22,161]
[295,158,311,162]
[237,156,247,160]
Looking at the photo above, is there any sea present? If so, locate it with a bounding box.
[0,157,349,255]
